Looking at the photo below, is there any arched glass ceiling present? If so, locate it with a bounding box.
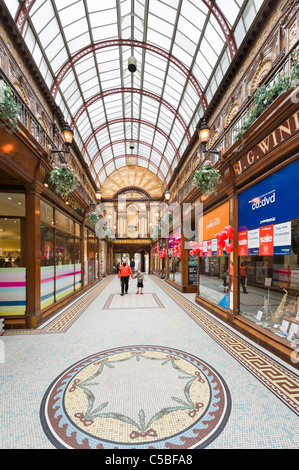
[6,0,264,188]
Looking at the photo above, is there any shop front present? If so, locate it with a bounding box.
[196,201,232,311]
[237,159,299,348]
[0,192,26,320]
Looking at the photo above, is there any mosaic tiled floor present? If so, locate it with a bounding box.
[103,293,164,310]
[40,345,231,449]
[1,274,299,449]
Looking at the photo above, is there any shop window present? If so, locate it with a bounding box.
[198,256,230,307]
[87,230,98,283]
[56,210,74,233]
[0,192,26,317]
[56,230,75,301]
[40,223,55,309]
[40,202,82,309]
[239,218,299,345]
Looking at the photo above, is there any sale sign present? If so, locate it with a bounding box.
[238,231,248,256]
[207,239,212,257]
[259,225,273,256]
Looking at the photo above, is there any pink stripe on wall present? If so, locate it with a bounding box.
[0,282,26,287]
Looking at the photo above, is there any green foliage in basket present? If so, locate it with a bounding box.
[193,164,221,195]
[234,59,299,142]
[86,212,99,227]
[50,163,78,197]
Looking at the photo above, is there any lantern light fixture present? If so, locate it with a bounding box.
[164,188,170,202]
[96,189,102,201]
[198,119,221,159]
[49,122,74,160]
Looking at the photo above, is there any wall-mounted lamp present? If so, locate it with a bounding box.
[198,120,221,158]
[49,122,74,160]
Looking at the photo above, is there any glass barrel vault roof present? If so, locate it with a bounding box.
[5,0,264,188]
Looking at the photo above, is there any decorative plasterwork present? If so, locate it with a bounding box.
[249,58,273,94]
[101,165,164,199]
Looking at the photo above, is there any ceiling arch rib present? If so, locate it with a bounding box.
[89,139,173,177]
[82,118,181,163]
[95,156,168,188]
[15,0,236,60]
[11,0,263,192]
[50,39,208,112]
[71,87,191,142]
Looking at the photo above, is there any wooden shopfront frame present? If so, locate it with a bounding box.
[194,89,299,364]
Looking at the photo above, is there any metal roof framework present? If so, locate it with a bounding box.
[6,0,264,187]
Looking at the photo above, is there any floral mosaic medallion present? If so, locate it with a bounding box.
[40,346,231,449]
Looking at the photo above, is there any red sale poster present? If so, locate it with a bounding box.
[207,239,212,257]
[238,231,248,256]
[259,225,273,256]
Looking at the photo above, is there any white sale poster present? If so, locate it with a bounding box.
[274,222,291,255]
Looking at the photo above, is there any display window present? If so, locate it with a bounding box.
[40,200,82,309]
[197,202,231,309]
[237,160,299,345]
[0,192,26,316]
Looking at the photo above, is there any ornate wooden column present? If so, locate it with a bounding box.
[25,183,42,328]
[229,189,238,324]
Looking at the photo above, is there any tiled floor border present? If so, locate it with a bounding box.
[151,276,299,417]
[3,276,114,336]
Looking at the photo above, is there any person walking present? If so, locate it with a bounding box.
[130,258,135,273]
[118,259,133,296]
[134,270,144,295]
[240,262,248,293]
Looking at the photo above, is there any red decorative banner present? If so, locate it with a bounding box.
[259,225,273,256]
[238,231,248,256]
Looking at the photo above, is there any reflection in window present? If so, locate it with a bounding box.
[239,218,299,346]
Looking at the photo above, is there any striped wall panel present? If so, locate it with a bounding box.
[75,263,82,291]
[41,266,55,310]
[55,264,75,301]
[0,268,26,316]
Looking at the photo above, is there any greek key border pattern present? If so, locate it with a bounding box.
[152,276,299,416]
[4,276,113,336]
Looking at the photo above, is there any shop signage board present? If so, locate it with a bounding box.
[238,160,298,256]
[207,239,212,257]
[233,110,299,177]
[238,159,299,232]
[199,201,230,242]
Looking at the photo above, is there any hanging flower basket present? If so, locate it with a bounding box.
[49,163,78,197]
[193,163,221,196]
[86,212,99,227]
[0,81,21,134]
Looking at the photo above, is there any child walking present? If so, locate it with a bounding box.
[134,270,144,295]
